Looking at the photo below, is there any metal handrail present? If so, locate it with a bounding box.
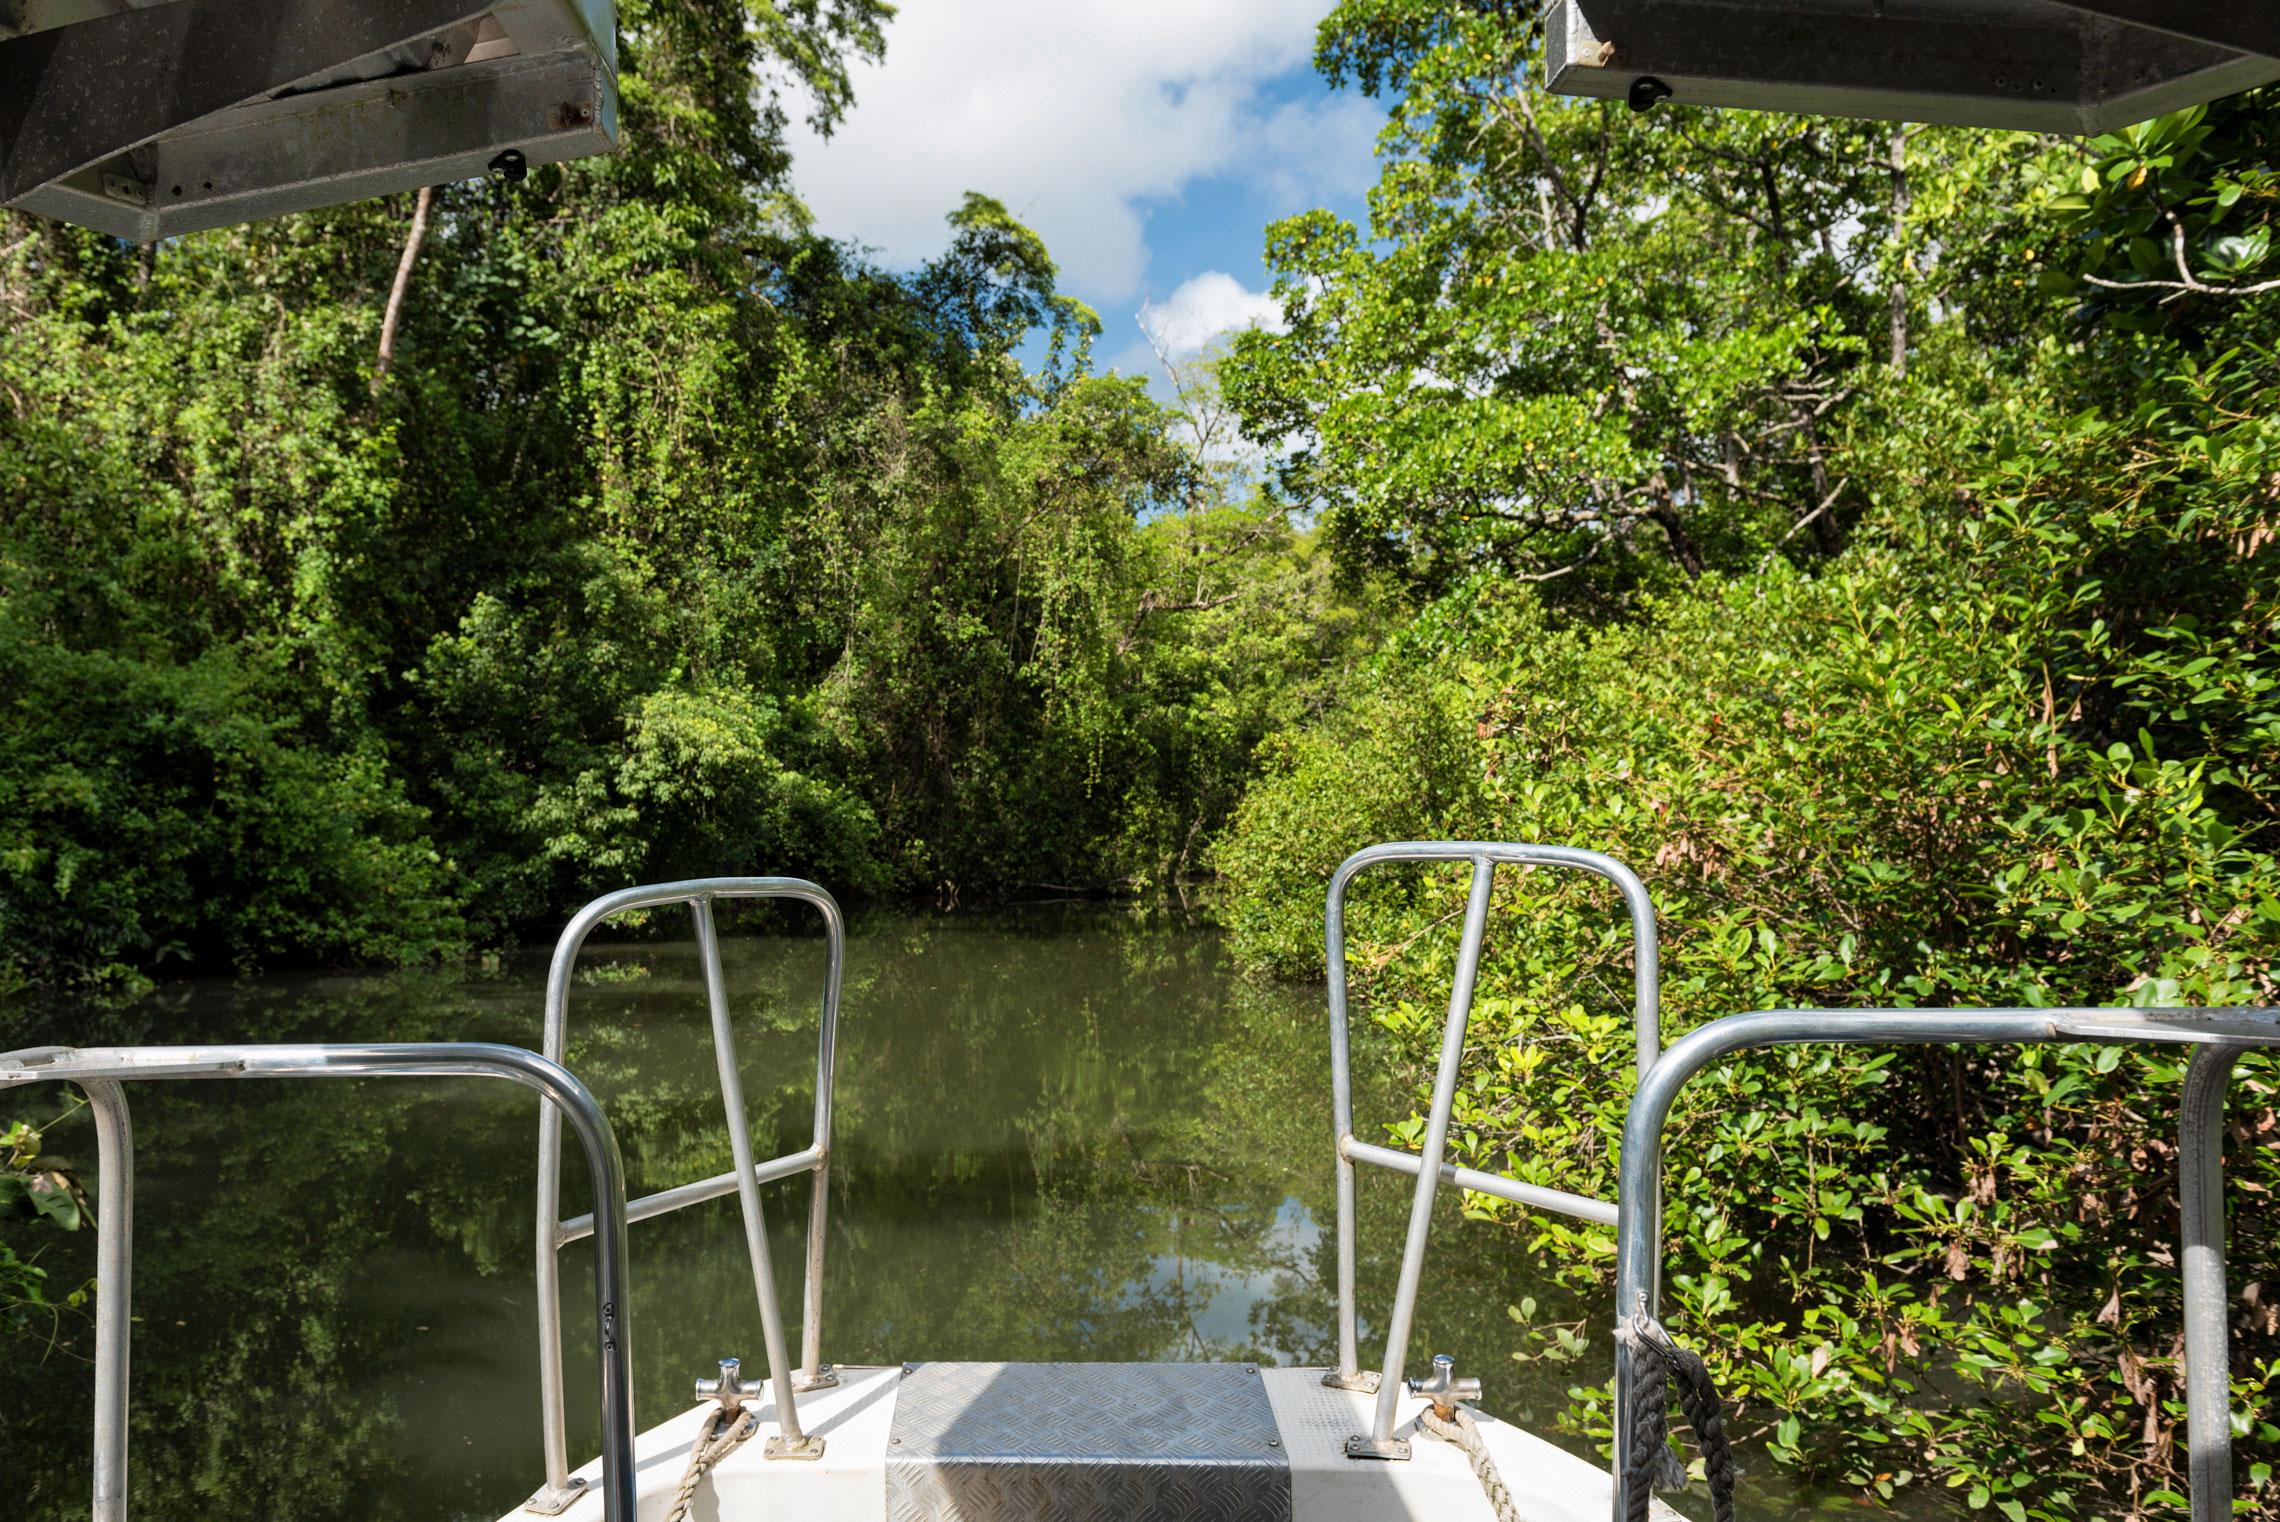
[1322,841,1660,1454]
[1611,1005,2280,1522]
[0,1042,638,1522]
[531,877,846,1512]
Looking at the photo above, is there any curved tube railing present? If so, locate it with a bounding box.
[1611,1005,2280,1522]
[1322,841,1660,1455]
[532,877,846,1510]
[0,1042,637,1522]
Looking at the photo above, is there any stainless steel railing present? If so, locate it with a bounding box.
[0,1042,639,1522]
[530,877,846,1513]
[1320,841,2278,1519]
[1322,841,1660,1457]
[1611,1005,2280,1522]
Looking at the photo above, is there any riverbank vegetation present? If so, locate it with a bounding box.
[1216,4,2280,1516]
[0,0,1378,991]
[4,0,2279,1514]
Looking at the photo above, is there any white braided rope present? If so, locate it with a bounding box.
[1418,1406,1523,1522]
[662,1406,761,1522]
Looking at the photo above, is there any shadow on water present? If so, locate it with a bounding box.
[0,905,1824,1521]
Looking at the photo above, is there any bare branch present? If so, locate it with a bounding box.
[2082,210,2280,298]
[2082,273,2280,296]
[1506,533,1609,583]
[373,186,434,395]
[1504,89,1595,250]
[1758,475,1850,569]
[1115,586,1246,654]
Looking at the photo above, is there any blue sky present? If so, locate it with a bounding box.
[784,0,1382,392]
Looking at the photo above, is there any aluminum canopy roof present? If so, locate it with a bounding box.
[2,2,2272,242]
[0,0,616,240]
[1545,0,2280,131]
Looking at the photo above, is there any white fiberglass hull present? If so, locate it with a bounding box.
[513,1364,1680,1522]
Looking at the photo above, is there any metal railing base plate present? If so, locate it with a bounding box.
[521,1477,589,1516]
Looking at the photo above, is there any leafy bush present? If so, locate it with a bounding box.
[1,1105,93,1340]
[1219,348,2280,1513]
[0,633,462,985]
[1211,14,2280,1507]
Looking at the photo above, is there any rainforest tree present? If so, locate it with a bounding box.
[0,0,1370,987]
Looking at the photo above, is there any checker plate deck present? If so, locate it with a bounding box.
[885,1362,1291,1522]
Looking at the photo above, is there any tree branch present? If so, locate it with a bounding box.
[1758,475,1850,569]
[372,186,434,396]
[1116,587,1245,654]
[1506,532,1609,583]
[2082,209,2280,298]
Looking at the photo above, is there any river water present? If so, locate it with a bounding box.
[7,906,1648,1521]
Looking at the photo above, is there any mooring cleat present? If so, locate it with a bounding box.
[1406,1353,1482,1422]
[697,1356,827,1461]
[695,1357,761,1414]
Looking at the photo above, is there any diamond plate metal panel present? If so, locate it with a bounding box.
[887,1362,1290,1522]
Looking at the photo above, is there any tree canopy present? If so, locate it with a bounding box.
[0,0,1376,986]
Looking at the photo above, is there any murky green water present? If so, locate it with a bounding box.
[3,907,1631,1522]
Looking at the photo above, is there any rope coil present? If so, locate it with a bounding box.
[1618,1311,1737,1522]
[662,1404,762,1522]
[1416,1404,1524,1522]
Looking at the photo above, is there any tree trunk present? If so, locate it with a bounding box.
[1798,409,1845,556]
[1646,472,1704,579]
[1888,127,1911,375]
[373,186,434,396]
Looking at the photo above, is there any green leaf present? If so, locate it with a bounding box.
[25,1176,82,1231]
[2205,228,2271,274]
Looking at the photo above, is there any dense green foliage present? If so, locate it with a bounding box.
[1217,8,2280,1516]
[1219,2,1911,605]
[0,0,1371,989]
[9,0,2280,1517]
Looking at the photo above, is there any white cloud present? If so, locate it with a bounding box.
[1137,270,1285,361]
[784,0,1374,300]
